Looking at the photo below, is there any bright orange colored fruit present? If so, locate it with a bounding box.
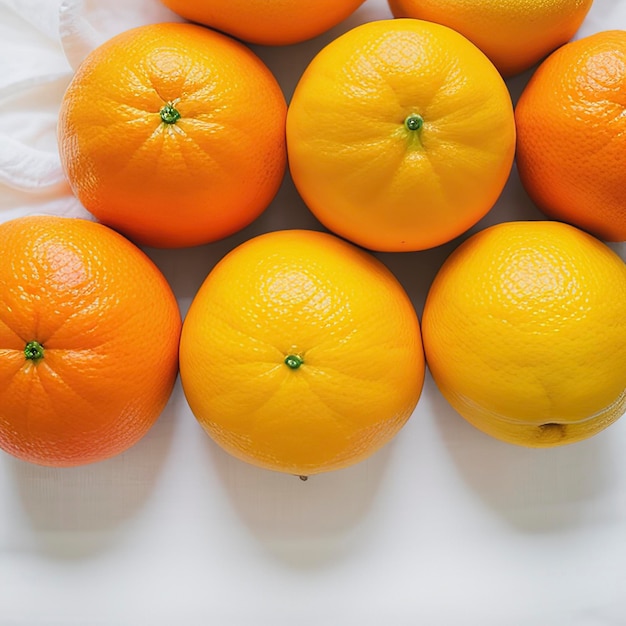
[58,23,287,248]
[160,0,365,45]
[179,229,425,476]
[422,221,626,448]
[0,216,181,466]
[515,30,626,242]
[388,0,593,77]
[286,19,516,252]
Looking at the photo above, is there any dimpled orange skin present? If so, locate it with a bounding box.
[515,30,626,242]
[286,19,516,253]
[388,0,592,77]
[179,229,425,475]
[422,221,626,448]
[160,0,366,46]
[0,216,181,467]
[58,23,287,249]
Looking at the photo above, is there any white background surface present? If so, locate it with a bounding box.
[1,1,626,624]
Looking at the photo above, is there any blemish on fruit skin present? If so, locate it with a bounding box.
[538,422,566,437]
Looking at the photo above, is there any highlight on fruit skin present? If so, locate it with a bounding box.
[0,215,182,467]
[179,229,425,475]
[421,220,626,448]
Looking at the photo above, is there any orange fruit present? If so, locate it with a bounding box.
[179,229,425,476]
[58,23,287,249]
[0,216,181,466]
[422,221,626,448]
[515,30,626,242]
[159,0,366,46]
[388,0,593,77]
[286,19,516,252]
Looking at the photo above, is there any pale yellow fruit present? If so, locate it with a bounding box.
[422,221,626,447]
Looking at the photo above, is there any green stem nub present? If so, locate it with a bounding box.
[160,102,181,125]
[284,354,304,369]
[24,340,44,362]
[404,113,424,132]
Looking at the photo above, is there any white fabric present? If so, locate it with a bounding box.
[0,0,181,223]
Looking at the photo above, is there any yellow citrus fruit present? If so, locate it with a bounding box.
[422,221,626,447]
[179,229,425,475]
[286,19,516,252]
[388,0,593,77]
[160,0,366,45]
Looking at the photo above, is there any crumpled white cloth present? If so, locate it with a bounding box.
[0,0,181,223]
